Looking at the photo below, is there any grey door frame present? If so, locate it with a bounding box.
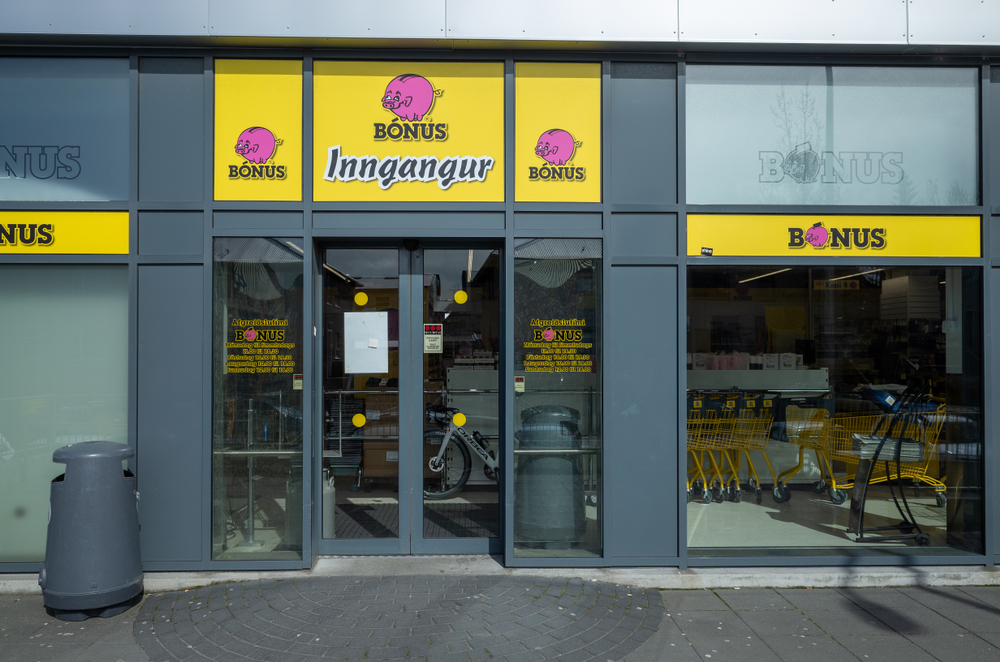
[314,240,504,556]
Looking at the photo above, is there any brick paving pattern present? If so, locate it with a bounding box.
[132,575,663,662]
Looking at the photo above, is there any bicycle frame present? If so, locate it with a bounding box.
[429,422,498,473]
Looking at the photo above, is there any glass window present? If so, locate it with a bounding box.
[513,239,603,558]
[212,238,304,560]
[686,66,979,206]
[686,265,983,556]
[0,58,130,201]
[0,265,128,562]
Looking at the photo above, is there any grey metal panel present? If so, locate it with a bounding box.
[611,213,677,261]
[139,212,204,256]
[909,0,1000,45]
[313,212,504,230]
[993,70,1000,210]
[447,1,678,41]
[138,58,205,202]
[514,213,601,231]
[610,63,676,206]
[214,212,303,229]
[137,265,204,563]
[0,58,129,202]
[1,0,210,36]
[607,265,677,559]
[678,0,907,45]
[209,0,446,39]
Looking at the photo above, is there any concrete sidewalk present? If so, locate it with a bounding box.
[1,560,1000,661]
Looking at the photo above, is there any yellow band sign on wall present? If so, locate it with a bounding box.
[0,211,128,254]
[515,62,601,203]
[214,60,302,201]
[687,215,981,258]
[313,61,505,202]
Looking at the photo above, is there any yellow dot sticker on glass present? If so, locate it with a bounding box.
[453,413,467,427]
[352,413,366,428]
[354,292,369,306]
[454,291,468,304]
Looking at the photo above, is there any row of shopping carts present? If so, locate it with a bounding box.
[686,391,947,507]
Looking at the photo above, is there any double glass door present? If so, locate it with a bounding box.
[319,245,501,553]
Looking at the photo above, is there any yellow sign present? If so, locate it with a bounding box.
[515,62,601,202]
[214,60,302,201]
[0,211,128,254]
[688,215,981,258]
[313,61,504,202]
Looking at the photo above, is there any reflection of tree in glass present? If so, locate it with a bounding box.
[920,178,975,206]
[761,85,829,205]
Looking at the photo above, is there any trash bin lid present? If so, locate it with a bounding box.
[53,440,134,464]
[520,405,580,424]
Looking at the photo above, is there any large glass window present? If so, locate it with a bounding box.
[0,265,128,562]
[212,238,304,560]
[686,265,983,556]
[513,239,602,558]
[686,66,979,206]
[0,58,130,201]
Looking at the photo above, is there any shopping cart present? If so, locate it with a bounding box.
[822,401,946,506]
[687,394,739,504]
[725,396,777,505]
[687,393,776,505]
[845,384,941,546]
[772,403,831,503]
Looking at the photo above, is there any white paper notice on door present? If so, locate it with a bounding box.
[344,312,389,374]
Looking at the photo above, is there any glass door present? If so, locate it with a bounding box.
[417,248,501,553]
[318,245,501,554]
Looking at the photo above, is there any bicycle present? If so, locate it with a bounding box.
[423,403,499,500]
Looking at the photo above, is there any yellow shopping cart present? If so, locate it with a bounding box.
[772,404,831,503]
[822,404,946,506]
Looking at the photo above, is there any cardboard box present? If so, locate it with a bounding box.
[363,440,398,478]
[763,354,780,370]
[780,353,796,370]
[692,353,708,370]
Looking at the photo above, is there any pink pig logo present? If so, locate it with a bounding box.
[535,129,582,166]
[542,328,555,341]
[804,222,829,248]
[382,74,444,122]
[244,328,257,341]
[235,127,282,164]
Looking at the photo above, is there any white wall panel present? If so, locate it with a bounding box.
[446,0,678,41]
[678,0,907,44]
[208,0,446,39]
[1,0,210,35]
[908,0,1000,45]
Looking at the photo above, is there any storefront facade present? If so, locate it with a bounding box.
[1,3,998,572]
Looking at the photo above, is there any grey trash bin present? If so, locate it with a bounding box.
[39,441,143,621]
[514,405,586,549]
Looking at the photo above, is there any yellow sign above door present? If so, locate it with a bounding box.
[687,215,981,258]
[0,211,128,254]
[214,60,302,201]
[515,62,601,203]
[313,61,504,202]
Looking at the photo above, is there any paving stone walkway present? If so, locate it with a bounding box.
[133,575,663,662]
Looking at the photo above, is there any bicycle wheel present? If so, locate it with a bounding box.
[423,433,472,500]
